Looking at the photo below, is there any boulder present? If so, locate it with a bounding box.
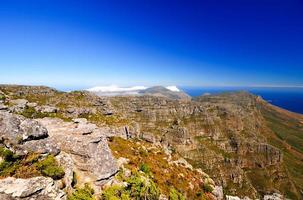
[38,118,119,187]
[9,99,28,113]
[35,105,58,113]
[263,193,283,200]
[226,196,241,200]
[19,119,48,141]
[212,186,224,200]
[0,177,66,200]
[0,111,60,156]
[56,152,74,190]
[27,102,37,108]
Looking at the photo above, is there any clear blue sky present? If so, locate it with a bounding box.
[0,0,303,88]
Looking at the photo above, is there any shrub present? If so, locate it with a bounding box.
[169,188,185,200]
[126,172,160,200]
[0,94,5,101]
[139,163,151,174]
[202,183,213,193]
[0,147,19,162]
[68,184,95,200]
[36,155,65,180]
[101,185,130,200]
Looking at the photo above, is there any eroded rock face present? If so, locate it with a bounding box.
[0,111,60,156]
[0,177,66,200]
[38,118,118,188]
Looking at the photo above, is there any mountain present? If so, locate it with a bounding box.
[138,86,191,100]
[87,85,191,100]
[0,85,302,200]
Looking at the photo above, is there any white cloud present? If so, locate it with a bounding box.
[166,86,180,92]
[86,85,181,96]
[86,85,147,92]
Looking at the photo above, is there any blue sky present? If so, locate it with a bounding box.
[0,0,303,88]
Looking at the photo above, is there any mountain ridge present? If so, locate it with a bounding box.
[0,84,302,199]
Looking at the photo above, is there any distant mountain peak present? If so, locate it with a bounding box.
[86,85,190,100]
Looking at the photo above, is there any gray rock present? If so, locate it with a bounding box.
[9,99,28,113]
[20,138,60,156]
[56,152,74,190]
[0,104,8,111]
[38,118,119,187]
[20,119,48,141]
[27,102,37,108]
[212,186,224,200]
[263,193,283,200]
[35,105,58,113]
[226,196,241,200]
[0,176,66,200]
[0,111,60,156]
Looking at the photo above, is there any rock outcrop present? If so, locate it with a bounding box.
[0,111,60,156]
[0,177,65,200]
[38,118,119,190]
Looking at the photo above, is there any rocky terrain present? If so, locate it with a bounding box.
[0,84,302,200]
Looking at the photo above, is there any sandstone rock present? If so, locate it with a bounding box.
[9,99,28,113]
[0,111,60,156]
[117,157,130,168]
[72,118,88,124]
[27,102,37,107]
[19,138,60,156]
[0,104,8,111]
[20,119,48,141]
[159,194,168,200]
[38,118,119,188]
[35,105,58,113]
[226,195,241,200]
[171,158,193,170]
[263,193,283,200]
[212,186,224,200]
[0,177,66,200]
[140,132,157,143]
[56,152,74,190]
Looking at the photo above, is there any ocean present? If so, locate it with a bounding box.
[181,87,303,115]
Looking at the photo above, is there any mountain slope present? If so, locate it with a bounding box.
[0,85,302,199]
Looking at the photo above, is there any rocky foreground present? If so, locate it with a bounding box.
[0,85,302,200]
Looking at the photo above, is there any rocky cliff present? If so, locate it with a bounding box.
[0,85,302,200]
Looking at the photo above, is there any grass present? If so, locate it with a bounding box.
[0,148,64,180]
[19,106,71,121]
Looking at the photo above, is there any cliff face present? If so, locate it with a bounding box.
[0,85,302,199]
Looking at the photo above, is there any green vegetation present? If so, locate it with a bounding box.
[169,188,185,200]
[101,171,160,200]
[36,155,65,180]
[0,147,21,177]
[0,94,5,101]
[108,137,211,200]
[139,163,151,174]
[260,105,303,199]
[202,184,213,193]
[101,185,130,200]
[19,106,71,121]
[68,184,95,200]
[0,148,64,180]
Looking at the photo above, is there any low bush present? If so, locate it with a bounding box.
[202,183,213,193]
[101,185,130,200]
[68,184,95,200]
[36,155,65,180]
[139,163,151,174]
[101,171,160,200]
[169,188,185,200]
